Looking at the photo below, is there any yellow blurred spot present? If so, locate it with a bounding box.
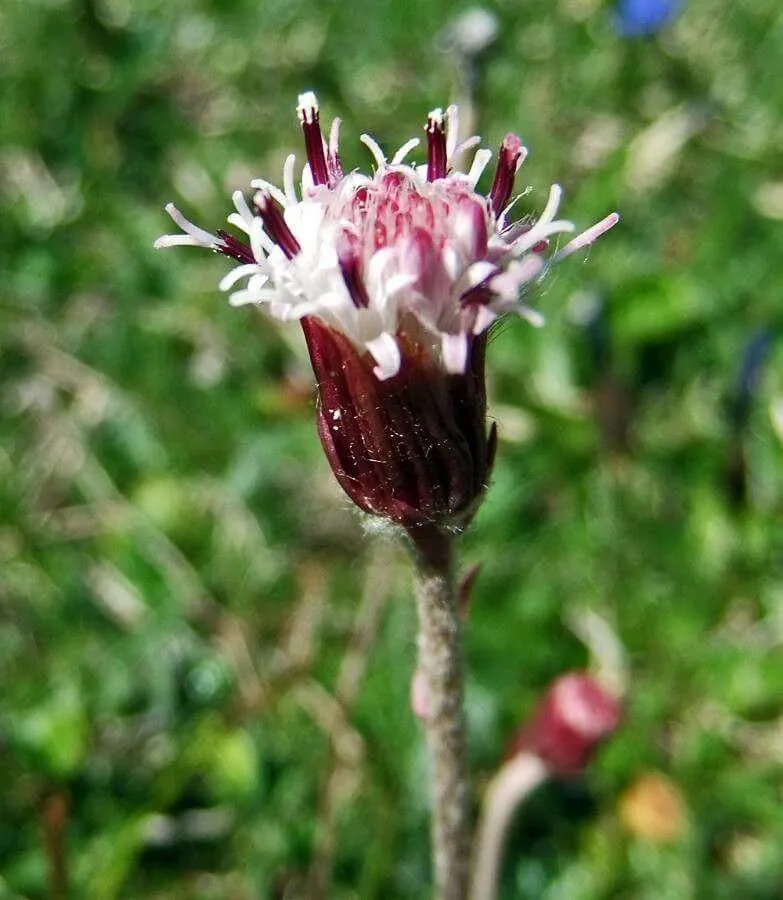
[752,181,783,221]
[618,772,687,843]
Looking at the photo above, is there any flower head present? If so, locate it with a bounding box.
[156,93,617,531]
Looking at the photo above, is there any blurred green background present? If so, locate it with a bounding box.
[2,0,783,897]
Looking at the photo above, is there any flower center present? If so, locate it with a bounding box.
[336,171,489,261]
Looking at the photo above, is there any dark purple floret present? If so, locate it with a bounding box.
[298,101,330,187]
[489,134,524,217]
[253,193,301,259]
[215,230,255,265]
[426,111,448,182]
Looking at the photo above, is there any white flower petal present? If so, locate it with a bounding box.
[229,191,254,232]
[441,245,462,282]
[441,332,469,373]
[511,220,575,255]
[489,256,545,300]
[553,212,620,261]
[518,305,546,327]
[391,138,421,165]
[300,162,315,194]
[467,149,492,186]
[160,203,218,247]
[249,179,289,209]
[463,260,496,290]
[539,183,563,226]
[384,272,417,296]
[366,333,401,380]
[219,264,266,292]
[227,273,272,306]
[472,304,498,334]
[283,154,298,204]
[360,133,386,169]
[154,234,207,249]
[329,117,342,164]
[227,213,250,234]
[228,290,258,307]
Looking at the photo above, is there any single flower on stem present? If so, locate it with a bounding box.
[155,92,618,900]
[156,92,617,547]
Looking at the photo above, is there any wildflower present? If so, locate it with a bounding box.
[156,93,617,532]
[615,0,684,37]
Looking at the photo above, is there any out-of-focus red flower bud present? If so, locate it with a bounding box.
[507,672,621,776]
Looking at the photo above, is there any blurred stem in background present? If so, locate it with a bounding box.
[41,790,70,900]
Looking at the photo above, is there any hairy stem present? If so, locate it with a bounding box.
[411,526,471,900]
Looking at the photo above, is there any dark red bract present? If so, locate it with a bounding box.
[301,316,496,533]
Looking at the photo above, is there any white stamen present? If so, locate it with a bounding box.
[518,305,546,327]
[157,203,218,248]
[250,179,289,209]
[489,256,545,300]
[391,138,421,165]
[366,333,401,380]
[360,133,387,169]
[471,304,497,334]
[539,183,563,226]
[249,216,275,258]
[460,260,497,293]
[441,332,469,373]
[154,234,208,249]
[511,220,575,255]
[445,105,459,161]
[219,264,267,291]
[467,148,492,186]
[329,117,342,161]
[228,190,254,232]
[553,212,621,261]
[283,154,298,205]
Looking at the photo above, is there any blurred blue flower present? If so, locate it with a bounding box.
[615,0,684,36]
[729,327,774,429]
